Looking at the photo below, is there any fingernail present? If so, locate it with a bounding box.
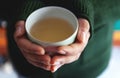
[59,50,66,54]
[35,51,44,55]
[36,52,43,55]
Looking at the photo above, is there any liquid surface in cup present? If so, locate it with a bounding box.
[30,17,74,42]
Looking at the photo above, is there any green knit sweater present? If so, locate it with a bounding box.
[10,0,120,78]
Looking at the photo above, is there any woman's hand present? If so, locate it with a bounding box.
[14,18,90,73]
[49,18,90,72]
[14,21,51,71]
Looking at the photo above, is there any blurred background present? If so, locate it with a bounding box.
[0,19,120,78]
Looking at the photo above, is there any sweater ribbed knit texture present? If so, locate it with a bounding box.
[10,0,120,78]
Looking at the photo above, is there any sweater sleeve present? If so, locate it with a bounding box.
[18,0,44,20]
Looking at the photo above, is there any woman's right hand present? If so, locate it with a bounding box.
[14,20,51,71]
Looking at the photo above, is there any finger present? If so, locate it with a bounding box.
[51,64,63,73]
[58,35,89,55]
[58,32,90,55]
[50,54,80,72]
[57,43,82,55]
[18,38,45,55]
[51,54,80,66]
[27,59,51,71]
[27,54,51,65]
[78,19,90,33]
[14,20,25,38]
[15,36,45,55]
[24,53,51,70]
[14,21,45,55]
[77,18,90,43]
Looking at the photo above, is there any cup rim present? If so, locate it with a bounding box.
[25,6,79,46]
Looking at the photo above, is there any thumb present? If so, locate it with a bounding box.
[14,20,25,38]
[77,18,90,43]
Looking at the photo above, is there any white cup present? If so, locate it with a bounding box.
[25,6,79,47]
